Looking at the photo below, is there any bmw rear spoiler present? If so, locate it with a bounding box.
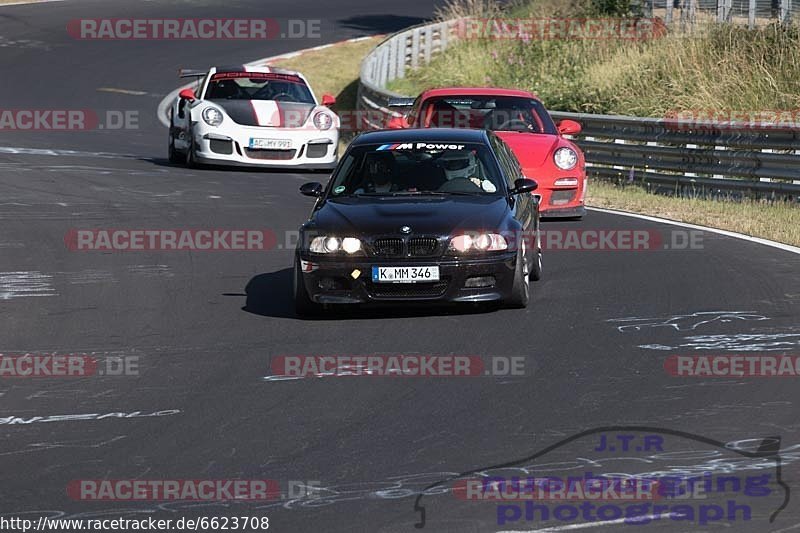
[388,97,415,107]
[178,68,207,78]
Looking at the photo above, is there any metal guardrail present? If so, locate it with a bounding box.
[357,20,462,129]
[356,18,800,201]
[549,110,800,199]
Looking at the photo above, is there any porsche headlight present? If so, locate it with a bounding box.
[202,107,224,127]
[554,147,578,170]
[313,111,333,131]
[309,236,361,254]
[449,233,508,252]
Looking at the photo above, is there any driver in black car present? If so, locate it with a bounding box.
[355,152,397,193]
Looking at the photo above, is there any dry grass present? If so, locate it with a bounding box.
[434,0,503,21]
[588,180,800,247]
[389,2,800,115]
[267,36,383,151]
[267,36,383,112]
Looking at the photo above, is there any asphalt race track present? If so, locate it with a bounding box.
[0,1,799,532]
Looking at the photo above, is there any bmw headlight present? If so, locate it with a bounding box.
[202,107,224,127]
[313,111,333,131]
[449,233,508,253]
[554,147,578,170]
[309,236,361,254]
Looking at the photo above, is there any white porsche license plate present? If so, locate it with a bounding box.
[249,138,292,150]
[372,266,440,283]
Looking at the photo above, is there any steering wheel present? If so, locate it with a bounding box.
[216,86,245,100]
[437,178,482,193]
[271,92,294,101]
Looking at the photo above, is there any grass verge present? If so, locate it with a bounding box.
[588,181,800,247]
[268,37,382,116]
[267,36,382,152]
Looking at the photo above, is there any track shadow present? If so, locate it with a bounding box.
[147,157,331,175]
[240,268,501,320]
[241,268,295,319]
[333,79,360,115]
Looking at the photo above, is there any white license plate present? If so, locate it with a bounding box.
[372,266,440,283]
[249,138,292,150]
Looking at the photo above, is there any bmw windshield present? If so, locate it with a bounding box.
[328,142,506,197]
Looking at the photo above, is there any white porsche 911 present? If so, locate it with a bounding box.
[168,65,340,169]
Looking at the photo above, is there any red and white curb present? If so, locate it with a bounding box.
[0,0,65,7]
[156,35,380,128]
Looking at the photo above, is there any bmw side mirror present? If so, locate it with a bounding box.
[510,178,538,196]
[300,182,324,197]
[321,94,336,106]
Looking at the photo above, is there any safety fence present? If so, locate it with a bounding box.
[356,17,800,200]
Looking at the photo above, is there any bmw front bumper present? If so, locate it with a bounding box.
[297,252,519,305]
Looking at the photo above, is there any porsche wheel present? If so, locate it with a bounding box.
[185,136,197,168]
[167,123,182,164]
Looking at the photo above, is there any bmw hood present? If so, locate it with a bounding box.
[208,100,315,128]
[310,196,512,237]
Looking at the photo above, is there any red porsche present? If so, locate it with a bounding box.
[387,88,585,219]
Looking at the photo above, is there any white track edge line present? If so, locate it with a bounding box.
[587,206,800,256]
[497,512,686,532]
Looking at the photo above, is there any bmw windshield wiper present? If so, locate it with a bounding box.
[356,191,448,197]
[391,191,448,196]
[352,191,483,197]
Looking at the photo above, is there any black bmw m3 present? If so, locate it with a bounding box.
[293,128,541,315]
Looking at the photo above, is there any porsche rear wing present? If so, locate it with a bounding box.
[178,69,207,79]
[387,97,415,107]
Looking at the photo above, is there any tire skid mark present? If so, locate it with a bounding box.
[0,270,57,299]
